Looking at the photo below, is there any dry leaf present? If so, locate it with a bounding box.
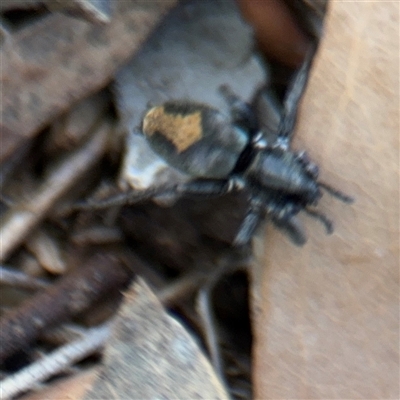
[84,279,229,399]
[252,2,399,398]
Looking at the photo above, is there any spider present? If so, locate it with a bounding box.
[76,51,353,246]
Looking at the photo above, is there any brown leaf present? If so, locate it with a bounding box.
[252,1,399,398]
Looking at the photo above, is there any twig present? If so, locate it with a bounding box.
[0,265,50,291]
[195,256,250,391]
[0,323,111,399]
[25,229,67,275]
[70,226,123,245]
[197,287,226,385]
[0,252,131,362]
[158,270,208,307]
[40,324,89,346]
[0,121,111,262]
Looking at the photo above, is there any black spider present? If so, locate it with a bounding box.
[77,50,353,246]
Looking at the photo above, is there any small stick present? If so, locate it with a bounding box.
[0,121,111,262]
[0,265,50,290]
[0,252,131,363]
[197,287,226,384]
[0,323,111,399]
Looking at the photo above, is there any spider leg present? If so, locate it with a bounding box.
[264,199,307,246]
[219,84,258,134]
[235,194,308,247]
[71,184,177,211]
[319,182,354,203]
[234,198,264,246]
[304,207,334,234]
[271,211,307,246]
[293,150,320,179]
[72,177,246,211]
[277,46,316,146]
[175,176,246,199]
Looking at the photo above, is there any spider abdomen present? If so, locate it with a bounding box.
[142,101,248,178]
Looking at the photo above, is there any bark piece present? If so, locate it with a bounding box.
[252,2,399,398]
